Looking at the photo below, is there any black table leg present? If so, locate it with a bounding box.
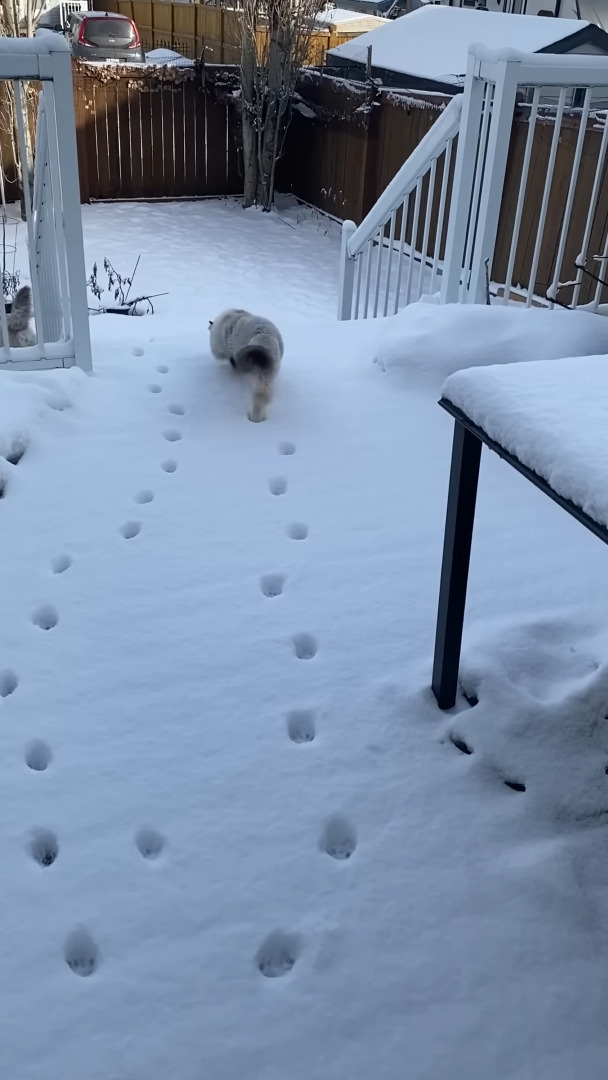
[432,420,482,709]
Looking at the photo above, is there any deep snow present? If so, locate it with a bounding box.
[443,352,608,528]
[2,197,608,1080]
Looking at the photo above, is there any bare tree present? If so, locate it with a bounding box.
[240,0,324,210]
[0,0,42,216]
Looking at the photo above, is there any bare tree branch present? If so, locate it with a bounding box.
[240,0,324,209]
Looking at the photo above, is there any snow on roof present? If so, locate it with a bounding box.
[328,6,590,83]
[442,352,608,530]
[317,7,372,22]
[316,6,388,28]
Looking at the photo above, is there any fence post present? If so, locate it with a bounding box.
[71,76,90,204]
[338,219,357,320]
[440,53,485,304]
[466,59,519,304]
[49,50,92,372]
[357,88,380,221]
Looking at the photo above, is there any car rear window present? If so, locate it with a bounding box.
[82,17,135,44]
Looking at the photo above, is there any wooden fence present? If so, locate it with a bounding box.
[94,0,363,65]
[72,63,241,201]
[278,76,453,225]
[1,62,606,305]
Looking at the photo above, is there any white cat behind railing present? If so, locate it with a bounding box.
[0,286,36,348]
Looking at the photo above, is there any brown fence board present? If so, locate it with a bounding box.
[183,80,198,197]
[126,85,143,196]
[171,79,185,197]
[117,79,133,199]
[149,81,166,190]
[95,84,112,200]
[160,81,174,197]
[138,86,156,199]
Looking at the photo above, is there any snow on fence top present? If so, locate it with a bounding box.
[2,30,70,54]
[442,351,608,530]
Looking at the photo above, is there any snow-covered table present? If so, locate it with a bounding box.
[432,354,608,709]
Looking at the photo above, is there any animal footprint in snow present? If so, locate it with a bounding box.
[32,605,58,631]
[5,439,26,465]
[148,384,162,394]
[287,522,308,541]
[260,573,285,598]
[448,732,473,755]
[287,709,316,744]
[292,633,317,660]
[132,346,144,357]
[321,815,357,860]
[256,931,301,978]
[134,489,154,505]
[278,441,296,456]
[25,739,52,771]
[64,928,100,978]
[156,364,169,374]
[136,828,165,860]
[504,779,526,793]
[51,553,72,575]
[0,669,18,697]
[163,429,182,442]
[167,403,185,415]
[120,521,141,539]
[161,459,178,473]
[269,476,287,496]
[29,828,58,867]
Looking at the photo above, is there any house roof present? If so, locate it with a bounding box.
[315,7,388,30]
[328,6,596,84]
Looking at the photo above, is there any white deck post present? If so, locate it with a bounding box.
[465,59,520,304]
[47,48,91,372]
[440,54,486,305]
[338,219,357,320]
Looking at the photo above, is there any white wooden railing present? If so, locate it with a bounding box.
[0,33,91,371]
[338,95,462,320]
[443,50,608,310]
[339,50,608,319]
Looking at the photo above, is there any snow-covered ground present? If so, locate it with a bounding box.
[3,197,608,1079]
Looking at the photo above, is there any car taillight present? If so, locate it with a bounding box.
[127,20,140,48]
[78,21,95,46]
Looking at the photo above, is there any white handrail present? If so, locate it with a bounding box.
[346,95,463,258]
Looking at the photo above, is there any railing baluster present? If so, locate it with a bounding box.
[373,223,386,318]
[430,138,452,297]
[418,159,437,301]
[548,86,592,308]
[354,251,363,320]
[363,233,377,319]
[526,87,567,307]
[404,180,422,306]
[393,193,409,315]
[502,87,540,305]
[383,208,398,317]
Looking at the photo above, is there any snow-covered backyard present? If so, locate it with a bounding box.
[3,197,608,1079]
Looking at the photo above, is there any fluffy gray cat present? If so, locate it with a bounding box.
[209,308,284,422]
